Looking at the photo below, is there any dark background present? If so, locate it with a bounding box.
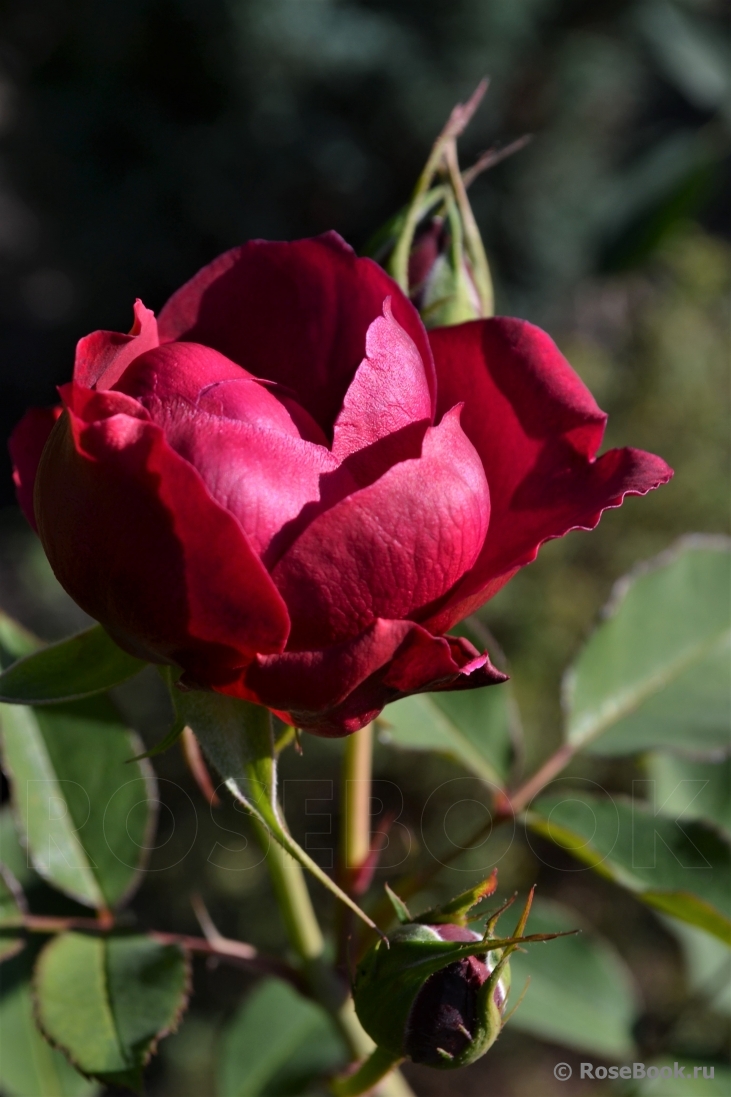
[0,2,729,1096]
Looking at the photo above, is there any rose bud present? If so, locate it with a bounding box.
[346,879,569,1088]
[9,233,671,737]
[354,921,509,1069]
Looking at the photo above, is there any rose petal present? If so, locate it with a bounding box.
[74,299,159,391]
[424,318,673,631]
[219,619,506,737]
[35,405,290,678]
[157,232,436,435]
[332,297,432,462]
[272,405,490,647]
[159,407,353,564]
[8,406,62,531]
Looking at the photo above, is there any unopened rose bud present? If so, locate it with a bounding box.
[353,920,509,1069]
[365,81,495,328]
[350,878,568,1075]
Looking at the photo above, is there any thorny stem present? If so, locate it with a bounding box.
[4,912,303,988]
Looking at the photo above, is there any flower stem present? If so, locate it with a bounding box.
[254,818,371,1057]
[341,722,373,879]
[331,1046,405,1097]
[254,794,415,1097]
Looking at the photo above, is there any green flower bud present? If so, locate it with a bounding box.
[350,879,570,1075]
[353,920,509,1068]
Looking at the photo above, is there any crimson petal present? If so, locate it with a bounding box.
[272,405,490,648]
[220,618,506,737]
[424,318,673,631]
[157,232,436,435]
[35,397,290,679]
[74,299,159,391]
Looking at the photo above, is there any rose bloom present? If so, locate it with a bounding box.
[10,234,671,735]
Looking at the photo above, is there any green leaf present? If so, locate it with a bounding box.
[0,611,40,663]
[665,918,731,1016]
[634,1061,731,1095]
[0,696,157,910]
[217,978,347,1097]
[0,949,98,1097]
[34,932,190,1092]
[0,864,27,962]
[0,625,147,705]
[506,897,638,1057]
[174,688,378,930]
[564,537,731,756]
[645,753,731,839]
[0,805,37,893]
[527,790,731,943]
[379,681,518,787]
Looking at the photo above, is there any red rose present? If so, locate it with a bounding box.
[9,233,671,735]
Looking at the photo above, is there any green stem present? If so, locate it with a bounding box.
[331,1046,405,1097]
[254,819,372,1059]
[254,816,416,1097]
[341,722,373,877]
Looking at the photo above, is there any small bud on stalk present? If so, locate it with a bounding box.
[333,876,573,1094]
[365,80,529,329]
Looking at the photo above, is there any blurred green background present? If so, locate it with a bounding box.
[0,1,728,1095]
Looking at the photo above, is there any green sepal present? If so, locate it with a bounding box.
[384,883,413,924]
[414,869,498,926]
[369,81,494,327]
[165,679,379,932]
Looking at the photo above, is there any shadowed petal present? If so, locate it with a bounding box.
[35,399,290,678]
[215,618,506,737]
[8,406,62,530]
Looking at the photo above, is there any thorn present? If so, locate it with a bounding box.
[181,726,220,807]
[190,893,224,948]
[457,1023,472,1040]
[436,1048,454,1062]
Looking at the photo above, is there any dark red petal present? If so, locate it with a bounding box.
[34,407,290,678]
[159,406,352,564]
[218,618,506,737]
[272,406,490,648]
[424,319,673,631]
[60,382,150,425]
[74,299,159,391]
[8,406,62,531]
[156,232,436,434]
[332,297,432,461]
